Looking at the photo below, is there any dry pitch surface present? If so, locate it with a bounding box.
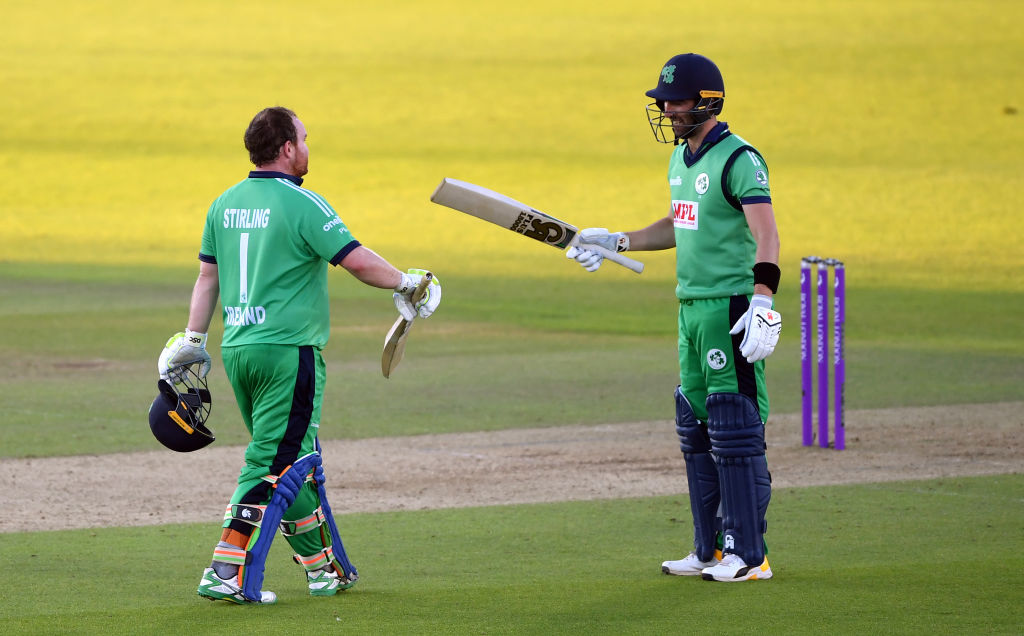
[2,402,1021,533]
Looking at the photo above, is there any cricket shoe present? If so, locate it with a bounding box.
[307,567,357,596]
[197,567,277,604]
[661,550,722,576]
[700,553,772,582]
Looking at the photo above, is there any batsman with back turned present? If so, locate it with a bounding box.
[567,53,782,581]
[156,106,441,603]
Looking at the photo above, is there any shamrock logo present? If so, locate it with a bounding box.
[707,349,727,370]
[661,64,676,84]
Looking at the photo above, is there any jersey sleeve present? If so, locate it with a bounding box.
[725,147,772,205]
[199,199,218,263]
[296,189,361,265]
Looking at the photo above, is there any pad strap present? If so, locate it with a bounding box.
[212,544,248,566]
[280,507,327,537]
[293,545,337,572]
[223,504,267,529]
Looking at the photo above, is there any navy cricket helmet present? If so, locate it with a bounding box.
[645,53,725,143]
[148,364,214,452]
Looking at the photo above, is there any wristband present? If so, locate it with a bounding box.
[394,273,416,294]
[184,329,208,348]
[752,262,781,294]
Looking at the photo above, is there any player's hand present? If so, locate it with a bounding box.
[728,295,782,362]
[565,228,629,272]
[393,268,442,320]
[158,330,212,380]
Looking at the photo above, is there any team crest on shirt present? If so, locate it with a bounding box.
[707,349,727,370]
[755,169,768,186]
[695,173,709,195]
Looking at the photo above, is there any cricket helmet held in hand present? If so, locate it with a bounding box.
[645,53,725,142]
[148,363,215,452]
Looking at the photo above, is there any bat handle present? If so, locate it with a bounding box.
[587,245,645,274]
[411,272,433,304]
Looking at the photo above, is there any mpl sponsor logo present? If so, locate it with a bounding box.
[672,200,698,230]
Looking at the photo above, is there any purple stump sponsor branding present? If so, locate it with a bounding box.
[800,258,815,447]
[816,262,829,449]
[800,256,846,450]
[831,261,845,450]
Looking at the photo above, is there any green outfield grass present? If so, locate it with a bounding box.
[2,475,1022,634]
[1,262,1021,456]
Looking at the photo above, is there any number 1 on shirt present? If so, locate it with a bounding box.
[239,233,250,304]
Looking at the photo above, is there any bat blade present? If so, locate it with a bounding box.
[381,315,412,379]
[430,178,578,249]
[430,178,644,273]
[381,273,433,379]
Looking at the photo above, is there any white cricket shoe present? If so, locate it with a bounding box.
[661,551,721,576]
[700,553,773,582]
[197,567,277,604]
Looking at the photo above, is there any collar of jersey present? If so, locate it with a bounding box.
[249,170,303,186]
[681,121,731,167]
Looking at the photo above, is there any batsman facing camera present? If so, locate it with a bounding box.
[569,54,782,582]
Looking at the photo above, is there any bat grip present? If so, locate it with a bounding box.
[411,272,433,304]
[586,245,645,274]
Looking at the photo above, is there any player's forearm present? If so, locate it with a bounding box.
[753,231,779,297]
[625,215,675,251]
[187,262,220,333]
[753,240,780,298]
[743,202,780,297]
[339,246,403,289]
[754,236,779,298]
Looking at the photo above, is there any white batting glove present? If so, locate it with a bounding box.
[393,268,442,320]
[728,295,782,363]
[565,228,629,272]
[158,330,212,380]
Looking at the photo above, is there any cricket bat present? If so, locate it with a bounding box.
[381,273,432,379]
[429,178,644,274]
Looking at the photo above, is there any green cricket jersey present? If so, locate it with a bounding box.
[669,122,772,300]
[199,171,359,348]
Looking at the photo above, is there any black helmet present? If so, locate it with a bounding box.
[148,364,214,452]
[645,53,725,143]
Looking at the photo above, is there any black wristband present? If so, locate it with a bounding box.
[752,262,781,294]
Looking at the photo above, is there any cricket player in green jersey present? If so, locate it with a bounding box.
[157,106,442,603]
[567,54,782,582]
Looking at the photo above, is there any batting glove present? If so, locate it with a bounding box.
[158,330,212,380]
[728,294,782,363]
[565,228,629,272]
[393,269,442,320]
